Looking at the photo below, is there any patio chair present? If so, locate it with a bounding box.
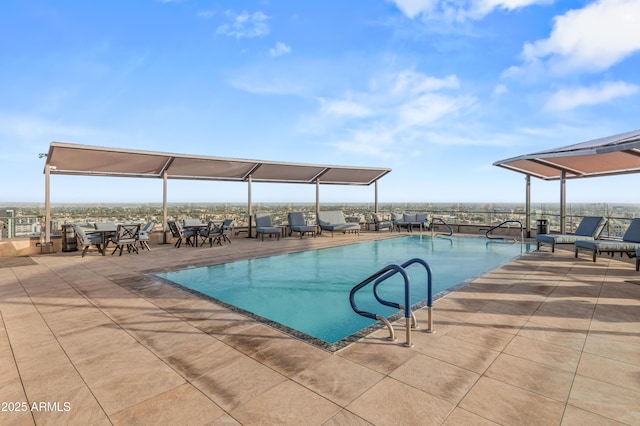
[575,218,640,262]
[372,213,392,232]
[536,216,607,252]
[138,221,154,251]
[200,220,233,246]
[317,211,360,237]
[73,224,103,257]
[167,220,195,248]
[288,212,316,238]
[111,224,140,256]
[219,219,234,244]
[255,213,281,241]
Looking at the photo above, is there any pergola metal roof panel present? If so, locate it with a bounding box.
[45,142,391,185]
[493,129,640,180]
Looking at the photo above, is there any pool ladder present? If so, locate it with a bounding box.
[349,258,433,347]
[484,220,524,242]
[431,217,453,237]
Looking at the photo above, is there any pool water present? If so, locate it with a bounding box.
[156,236,531,347]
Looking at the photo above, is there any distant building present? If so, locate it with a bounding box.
[0,209,15,239]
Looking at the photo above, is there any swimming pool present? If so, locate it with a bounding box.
[156,235,532,349]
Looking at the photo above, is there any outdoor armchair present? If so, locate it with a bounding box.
[73,224,103,257]
[167,220,195,248]
[288,212,316,238]
[255,213,281,241]
[372,213,392,232]
[138,221,154,251]
[111,224,140,256]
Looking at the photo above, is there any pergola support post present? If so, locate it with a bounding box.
[45,164,51,245]
[247,175,253,238]
[162,171,168,243]
[560,171,566,234]
[525,175,531,238]
[375,180,379,213]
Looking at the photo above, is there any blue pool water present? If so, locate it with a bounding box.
[156,236,531,346]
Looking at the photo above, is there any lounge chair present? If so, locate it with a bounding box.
[317,211,360,237]
[167,220,195,248]
[575,218,640,262]
[288,212,316,238]
[255,213,281,241]
[73,224,103,257]
[111,224,140,256]
[536,216,607,252]
[372,213,392,232]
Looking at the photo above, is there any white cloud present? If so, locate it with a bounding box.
[313,70,478,158]
[197,10,215,19]
[388,0,552,21]
[269,42,291,57]
[544,81,639,111]
[320,99,372,117]
[216,10,269,38]
[520,0,640,75]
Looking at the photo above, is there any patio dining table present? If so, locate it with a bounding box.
[182,223,208,247]
[91,224,117,256]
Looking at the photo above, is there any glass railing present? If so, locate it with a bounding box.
[1,203,638,241]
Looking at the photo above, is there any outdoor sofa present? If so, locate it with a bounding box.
[575,218,640,262]
[536,216,607,252]
[317,211,360,236]
[392,213,430,232]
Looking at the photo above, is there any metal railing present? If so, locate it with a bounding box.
[349,258,433,347]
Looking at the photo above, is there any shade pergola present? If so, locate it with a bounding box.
[493,129,640,234]
[43,142,391,242]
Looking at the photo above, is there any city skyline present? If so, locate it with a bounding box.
[1,1,639,204]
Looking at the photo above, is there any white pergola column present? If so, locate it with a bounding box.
[162,171,168,243]
[247,175,253,238]
[525,175,531,238]
[45,164,51,244]
[560,171,566,234]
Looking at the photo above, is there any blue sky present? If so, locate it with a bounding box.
[1,0,639,204]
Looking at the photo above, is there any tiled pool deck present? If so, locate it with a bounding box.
[1,232,639,425]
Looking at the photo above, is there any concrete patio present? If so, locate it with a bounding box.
[1,232,639,425]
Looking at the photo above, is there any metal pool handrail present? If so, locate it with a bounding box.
[349,258,434,347]
[431,217,453,236]
[484,220,523,242]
